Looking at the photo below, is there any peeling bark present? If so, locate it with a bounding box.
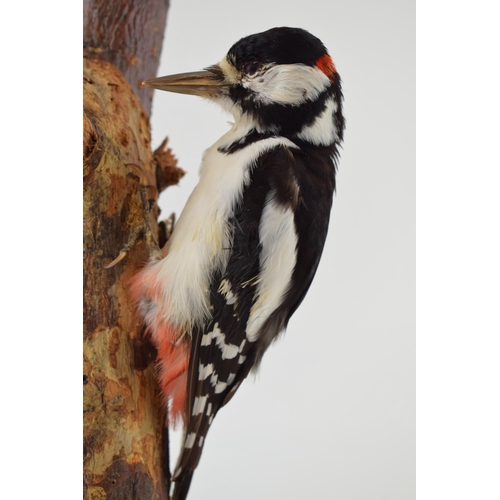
[83,2,183,499]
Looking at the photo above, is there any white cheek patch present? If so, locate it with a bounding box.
[245,64,330,106]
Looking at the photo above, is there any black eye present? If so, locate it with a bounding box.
[243,62,261,76]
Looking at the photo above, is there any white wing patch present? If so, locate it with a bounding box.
[199,371,237,397]
[198,363,214,380]
[201,323,239,359]
[244,64,330,106]
[192,395,208,416]
[214,382,227,394]
[246,195,298,342]
[184,432,197,449]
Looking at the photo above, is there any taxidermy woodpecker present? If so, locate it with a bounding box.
[131,26,345,500]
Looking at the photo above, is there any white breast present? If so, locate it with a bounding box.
[150,117,298,333]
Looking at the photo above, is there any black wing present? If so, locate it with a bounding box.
[172,143,337,500]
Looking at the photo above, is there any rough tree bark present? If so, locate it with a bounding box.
[83,2,184,499]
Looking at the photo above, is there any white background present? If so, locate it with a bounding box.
[150,1,415,499]
[2,1,500,499]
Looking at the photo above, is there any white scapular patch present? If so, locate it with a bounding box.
[238,355,246,364]
[184,433,197,449]
[246,196,298,342]
[244,64,330,106]
[192,395,208,416]
[141,116,298,336]
[206,402,212,416]
[218,279,237,305]
[198,363,214,380]
[198,436,204,447]
[227,373,236,385]
[297,97,338,146]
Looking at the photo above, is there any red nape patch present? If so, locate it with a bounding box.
[315,54,336,79]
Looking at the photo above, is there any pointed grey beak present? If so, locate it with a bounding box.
[142,65,227,98]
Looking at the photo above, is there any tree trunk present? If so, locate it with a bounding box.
[83,2,183,499]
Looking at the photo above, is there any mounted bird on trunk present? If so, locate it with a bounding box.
[130,26,345,500]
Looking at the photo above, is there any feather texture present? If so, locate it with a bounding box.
[131,27,345,500]
[171,141,337,499]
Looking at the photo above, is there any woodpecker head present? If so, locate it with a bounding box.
[145,27,344,145]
